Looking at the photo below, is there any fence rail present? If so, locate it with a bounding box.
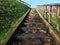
[36,4,60,33]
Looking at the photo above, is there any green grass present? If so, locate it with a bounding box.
[44,13,58,27]
[50,17,60,34]
[0,29,11,43]
[0,0,30,43]
[44,13,59,33]
[51,17,58,27]
[0,13,27,44]
[44,13,49,20]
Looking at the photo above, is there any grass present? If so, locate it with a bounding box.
[0,11,27,44]
[51,17,58,27]
[44,13,49,20]
[44,13,58,27]
[50,17,60,34]
[0,29,11,43]
[44,13,60,34]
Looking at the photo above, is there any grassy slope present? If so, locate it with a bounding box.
[0,0,30,43]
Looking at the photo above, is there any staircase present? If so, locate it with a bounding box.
[6,9,56,45]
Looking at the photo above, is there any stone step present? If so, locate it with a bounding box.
[25,20,44,23]
[21,27,48,31]
[24,22,44,25]
[15,33,50,39]
[24,23,45,26]
[27,17,42,20]
[21,27,41,30]
[27,19,42,22]
[24,30,47,34]
[25,25,47,28]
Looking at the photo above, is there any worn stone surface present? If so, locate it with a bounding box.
[6,9,56,45]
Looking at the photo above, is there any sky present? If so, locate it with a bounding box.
[22,0,60,8]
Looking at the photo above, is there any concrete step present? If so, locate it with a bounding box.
[25,20,44,23]
[25,24,46,28]
[15,33,51,40]
[22,27,41,29]
[24,23,45,26]
[21,26,48,31]
[21,27,41,30]
[24,22,44,24]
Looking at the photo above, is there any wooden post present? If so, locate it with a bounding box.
[44,6,46,18]
[59,6,60,32]
[49,6,52,23]
[56,6,60,32]
[48,6,51,23]
[44,5,47,19]
[43,6,45,17]
[48,7,50,23]
[43,6,44,17]
[45,6,47,20]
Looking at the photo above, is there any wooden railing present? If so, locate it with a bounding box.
[36,7,60,45]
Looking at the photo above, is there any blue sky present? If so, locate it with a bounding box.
[22,0,60,8]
